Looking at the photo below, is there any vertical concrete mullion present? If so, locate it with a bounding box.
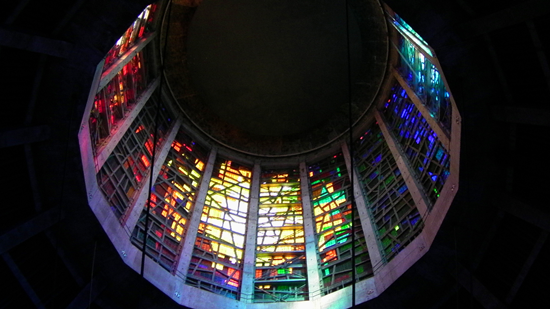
[374,110,429,218]
[174,148,217,284]
[124,118,182,232]
[240,163,261,303]
[341,142,384,274]
[299,162,322,300]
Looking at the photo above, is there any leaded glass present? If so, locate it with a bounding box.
[254,168,307,302]
[131,130,208,271]
[96,97,173,219]
[309,153,372,295]
[186,159,252,299]
[355,124,423,261]
[89,50,150,154]
[395,37,452,133]
[383,84,451,207]
[103,3,158,70]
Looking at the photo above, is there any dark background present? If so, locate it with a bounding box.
[1,0,549,308]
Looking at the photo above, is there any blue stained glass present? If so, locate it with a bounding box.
[435,148,444,161]
[398,185,407,194]
[391,243,401,252]
[415,137,421,144]
[369,171,378,179]
[374,154,382,164]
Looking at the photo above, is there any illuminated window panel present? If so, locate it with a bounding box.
[383,84,451,207]
[186,159,252,299]
[103,3,158,71]
[309,153,373,295]
[254,168,307,302]
[355,125,423,261]
[96,97,173,219]
[387,11,432,57]
[395,36,452,133]
[90,51,150,154]
[130,130,208,272]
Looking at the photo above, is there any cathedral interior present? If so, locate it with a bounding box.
[1,0,549,308]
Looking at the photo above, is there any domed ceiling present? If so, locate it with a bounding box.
[164,0,389,156]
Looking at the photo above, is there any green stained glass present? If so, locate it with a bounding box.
[254,168,308,303]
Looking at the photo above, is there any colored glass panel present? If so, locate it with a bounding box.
[388,11,432,57]
[309,153,372,295]
[186,159,252,299]
[395,36,452,133]
[254,168,307,302]
[384,84,451,207]
[355,124,423,261]
[96,96,173,219]
[103,3,158,70]
[390,15,452,133]
[89,51,151,154]
[131,130,208,272]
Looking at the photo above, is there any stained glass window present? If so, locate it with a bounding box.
[389,11,452,133]
[254,168,307,302]
[186,159,252,299]
[131,130,208,272]
[89,51,150,154]
[309,153,373,295]
[103,3,158,71]
[96,96,173,219]
[355,124,423,261]
[383,84,451,207]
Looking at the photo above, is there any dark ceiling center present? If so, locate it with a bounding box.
[187,0,362,136]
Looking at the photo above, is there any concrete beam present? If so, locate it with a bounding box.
[472,211,505,271]
[0,27,73,58]
[0,207,64,255]
[3,0,30,25]
[341,142,383,273]
[0,125,50,148]
[1,253,45,309]
[492,106,550,126]
[123,118,182,229]
[392,69,451,151]
[99,34,156,90]
[500,197,550,232]
[300,162,322,300]
[453,263,508,309]
[175,148,217,279]
[505,230,548,304]
[240,163,261,302]
[527,21,550,91]
[66,278,107,309]
[374,110,430,217]
[458,0,550,37]
[95,77,160,171]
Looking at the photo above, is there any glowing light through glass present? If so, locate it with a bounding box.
[355,125,423,261]
[186,159,252,299]
[131,130,208,271]
[254,168,308,302]
[309,153,372,295]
